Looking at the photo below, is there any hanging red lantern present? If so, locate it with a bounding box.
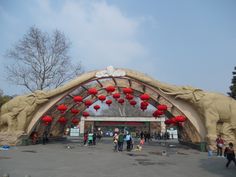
[140,94,150,101]
[118,98,125,104]
[94,105,100,111]
[58,117,67,124]
[57,104,67,113]
[98,95,106,102]
[123,87,133,95]
[71,108,80,115]
[140,105,147,111]
[129,100,137,107]
[106,86,116,93]
[83,111,90,118]
[157,104,167,111]
[71,118,79,125]
[106,99,112,106]
[169,117,178,124]
[88,88,98,95]
[164,119,172,125]
[113,93,120,100]
[125,94,134,100]
[84,100,93,108]
[175,115,187,122]
[141,101,149,107]
[73,96,83,103]
[42,115,52,124]
[152,110,164,118]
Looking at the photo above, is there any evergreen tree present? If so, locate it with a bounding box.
[228,66,236,99]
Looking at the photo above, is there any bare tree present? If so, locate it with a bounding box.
[5,26,83,92]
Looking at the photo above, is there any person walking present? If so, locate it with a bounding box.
[113,133,119,152]
[216,135,224,157]
[88,132,93,146]
[93,132,97,145]
[118,131,124,151]
[224,142,236,168]
[83,132,88,146]
[42,131,48,145]
[126,132,132,151]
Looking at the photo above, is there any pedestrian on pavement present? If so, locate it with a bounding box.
[113,133,119,152]
[126,132,132,151]
[224,142,236,168]
[118,131,124,151]
[216,134,224,157]
[88,131,93,146]
[42,131,48,145]
[93,132,97,145]
[83,132,88,146]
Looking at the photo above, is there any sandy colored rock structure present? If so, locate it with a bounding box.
[0,66,235,150]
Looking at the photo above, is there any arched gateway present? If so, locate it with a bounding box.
[0,66,236,150]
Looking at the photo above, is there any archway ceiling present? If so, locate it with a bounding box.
[43,76,182,123]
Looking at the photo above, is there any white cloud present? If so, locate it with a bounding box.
[31,0,149,70]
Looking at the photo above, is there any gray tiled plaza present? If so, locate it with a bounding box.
[0,139,235,177]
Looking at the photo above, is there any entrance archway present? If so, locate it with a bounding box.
[1,66,235,150]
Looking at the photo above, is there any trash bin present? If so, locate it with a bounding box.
[200,142,207,152]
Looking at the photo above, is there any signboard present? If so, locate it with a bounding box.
[70,128,80,136]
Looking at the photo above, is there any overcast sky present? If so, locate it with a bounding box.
[0,0,235,95]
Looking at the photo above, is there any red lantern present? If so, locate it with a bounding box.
[84,100,93,108]
[141,101,149,107]
[73,96,83,102]
[83,111,90,118]
[94,105,100,111]
[57,104,67,113]
[129,100,137,106]
[58,117,67,124]
[175,115,186,122]
[88,88,98,95]
[123,88,133,95]
[164,119,172,125]
[42,115,52,124]
[153,110,164,118]
[106,99,112,106]
[71,118,79,125]
[140,105,147,111]
[113,93,120,100]
[106,86,116,93]
[98,95,106,102]
[125,94,134,100]
[140,94,150,101]
[71,108,80,115]
[118,98,125,104]
[169,117,178,124]
[157,104,167,111]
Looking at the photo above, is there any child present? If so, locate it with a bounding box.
[224,142,236,168]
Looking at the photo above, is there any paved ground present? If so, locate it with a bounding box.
[0,138,235,177]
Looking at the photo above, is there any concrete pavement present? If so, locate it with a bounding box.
[0,138,235,177]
